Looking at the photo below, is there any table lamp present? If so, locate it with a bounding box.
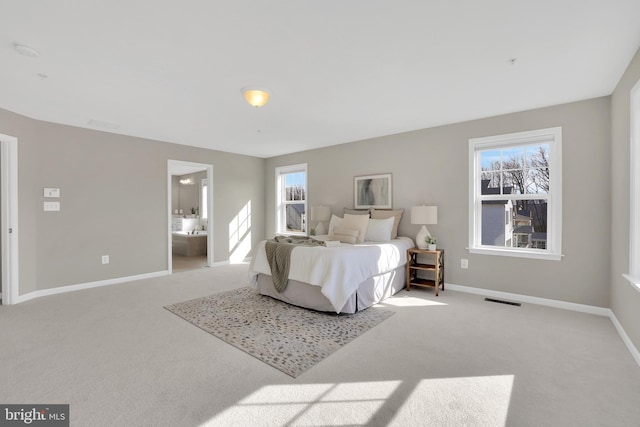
[311,206,331,235]
[411,205,437,249]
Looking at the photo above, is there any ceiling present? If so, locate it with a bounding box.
[1,1,639,159]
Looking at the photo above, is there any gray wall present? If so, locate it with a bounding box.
[0,108,265,295]
[611,46,640,353]
[266,97,611,307]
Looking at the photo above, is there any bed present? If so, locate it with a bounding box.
[248,235,414,314]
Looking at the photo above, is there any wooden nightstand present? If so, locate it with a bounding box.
[406,247,445,296]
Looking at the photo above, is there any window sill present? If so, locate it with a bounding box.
[468,246,562,261]
[622,274,640,294]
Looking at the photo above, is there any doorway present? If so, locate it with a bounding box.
[0,133,18,305]
[167,160,213,273]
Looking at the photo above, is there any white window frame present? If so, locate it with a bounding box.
[469,127,562,261]
[624,79,640,292]
[275,163,308,236]
[201,178,208,220]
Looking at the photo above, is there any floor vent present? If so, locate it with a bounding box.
[484,297,521,306]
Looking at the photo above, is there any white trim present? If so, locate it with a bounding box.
[446,282,640,367]
[275,163,308,236]
[622,274,640,293]
[167,160,214,272]
[469,247,563,261]
[609,310,640,367]
[628,79,640,285]
[0,133,19,305]
[213,257,251,267]
[446,282,610,316]
[13,270,169,304]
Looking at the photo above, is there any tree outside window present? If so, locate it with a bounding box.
[469,128,562,260]
[276,164,307,235]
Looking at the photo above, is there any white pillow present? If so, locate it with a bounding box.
[365,217,395,242]
[342,214,369,244]
[327,215,343,238]
[370,208,404,239]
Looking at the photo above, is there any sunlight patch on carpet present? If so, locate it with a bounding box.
[381,295,448,307]
[389,375,514,426]
[202,381,401,427]
[165,287,394,377]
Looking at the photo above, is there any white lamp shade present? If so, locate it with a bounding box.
[311,206,331,222]
[411,205,438,225]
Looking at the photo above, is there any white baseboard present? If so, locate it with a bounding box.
[608,310,640,367]
[14,270,170,304]
[446,283,611,316]
[13,259,250,303]
[446,282,640,367]
[213,257,251,267]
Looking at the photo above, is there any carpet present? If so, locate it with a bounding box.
[164,287,394,378]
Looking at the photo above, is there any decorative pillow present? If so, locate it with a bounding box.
[327,215,344,238]
[331,227,359,244]
[342,213,369,244]
[343,208,370,216]
[364,217,395,242]
[370,208,404,239]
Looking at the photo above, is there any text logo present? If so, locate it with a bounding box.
[0,405,69,426]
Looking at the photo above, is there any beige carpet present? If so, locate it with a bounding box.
[165,287,394,377]
[1,263,639,426]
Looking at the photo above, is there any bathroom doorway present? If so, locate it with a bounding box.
[167,160,213,273]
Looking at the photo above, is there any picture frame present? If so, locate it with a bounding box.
[354,173,392,209]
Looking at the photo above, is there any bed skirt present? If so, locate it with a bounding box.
[254,265,406,314]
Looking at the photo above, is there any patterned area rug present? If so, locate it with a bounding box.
[165,287,394,378]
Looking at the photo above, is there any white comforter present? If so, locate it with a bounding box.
[248,236,414,313]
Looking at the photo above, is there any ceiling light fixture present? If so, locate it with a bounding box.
[242,87,271,108]
[14,43,40,58]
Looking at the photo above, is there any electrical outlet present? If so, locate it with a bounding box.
[461,258,468,269]
[102,255,109,265]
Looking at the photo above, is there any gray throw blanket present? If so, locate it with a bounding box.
[264,235,324,292]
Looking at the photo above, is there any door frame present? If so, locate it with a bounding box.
[167,160,214,272]
[1,133,19,305]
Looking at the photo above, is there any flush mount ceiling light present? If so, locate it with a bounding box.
[14,43,40,58]
[242,87,271,108]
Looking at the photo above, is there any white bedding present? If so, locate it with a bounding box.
[248,236,414,313]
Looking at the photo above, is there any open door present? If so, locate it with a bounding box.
[167,160,214,273]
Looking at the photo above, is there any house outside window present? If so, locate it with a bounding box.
[275,163,307,235]
[469,127,562,260]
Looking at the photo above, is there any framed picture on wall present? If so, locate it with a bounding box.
[354,173,392,209]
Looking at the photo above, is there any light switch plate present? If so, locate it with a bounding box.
[44,188,60,198]
[44,201,60,211]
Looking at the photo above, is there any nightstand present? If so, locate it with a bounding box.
[406,247,445,296]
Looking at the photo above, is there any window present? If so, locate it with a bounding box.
[469,127,562,260]
[276,164,307,235]
[625,80,640,290]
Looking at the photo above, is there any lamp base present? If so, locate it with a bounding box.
[315,221,327,235]
[416,225,431,249]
